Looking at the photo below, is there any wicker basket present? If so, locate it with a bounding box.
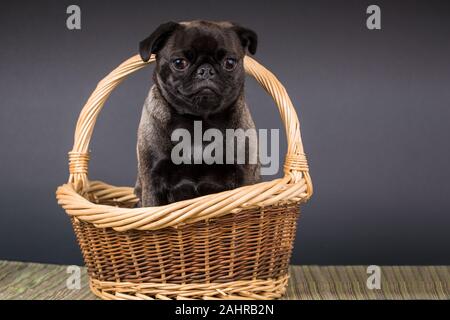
[56,54,313,300]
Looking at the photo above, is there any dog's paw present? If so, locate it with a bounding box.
[197,181,228,196]
[167,180,199,203]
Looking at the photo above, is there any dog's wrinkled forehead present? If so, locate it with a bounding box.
[139,20,257,62]
[167,22,243,57]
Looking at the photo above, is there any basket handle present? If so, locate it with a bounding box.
[68,55,312,198]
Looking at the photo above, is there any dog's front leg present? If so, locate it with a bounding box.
[149,159,200,206]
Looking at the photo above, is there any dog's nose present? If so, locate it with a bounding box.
[196,64,215,80]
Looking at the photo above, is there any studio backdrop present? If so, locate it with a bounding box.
[0,0,449,266]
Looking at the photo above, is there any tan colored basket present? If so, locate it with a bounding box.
[56,54,313,300]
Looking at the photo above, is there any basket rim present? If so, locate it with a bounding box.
[56,55,313,231]
[57,177,306,231]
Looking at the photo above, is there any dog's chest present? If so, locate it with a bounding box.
[167,112,246,164]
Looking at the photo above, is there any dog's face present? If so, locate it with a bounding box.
[139,21,257,116]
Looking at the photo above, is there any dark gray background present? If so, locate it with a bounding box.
[1,0,449,266]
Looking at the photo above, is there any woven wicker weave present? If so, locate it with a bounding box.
[56,54,313,300]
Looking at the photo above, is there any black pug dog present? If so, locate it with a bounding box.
[135,20,261,207]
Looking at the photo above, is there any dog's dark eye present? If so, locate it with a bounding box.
[223,58,237,71]
[172,58,189,70]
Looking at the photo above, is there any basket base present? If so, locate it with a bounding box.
[89,275,289,300]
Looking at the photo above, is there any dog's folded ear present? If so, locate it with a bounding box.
[139,22,180,62]
[232,24,258,55]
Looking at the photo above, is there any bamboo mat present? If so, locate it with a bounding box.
[0,261,448,300]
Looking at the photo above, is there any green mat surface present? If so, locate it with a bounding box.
[0,261,448,300]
